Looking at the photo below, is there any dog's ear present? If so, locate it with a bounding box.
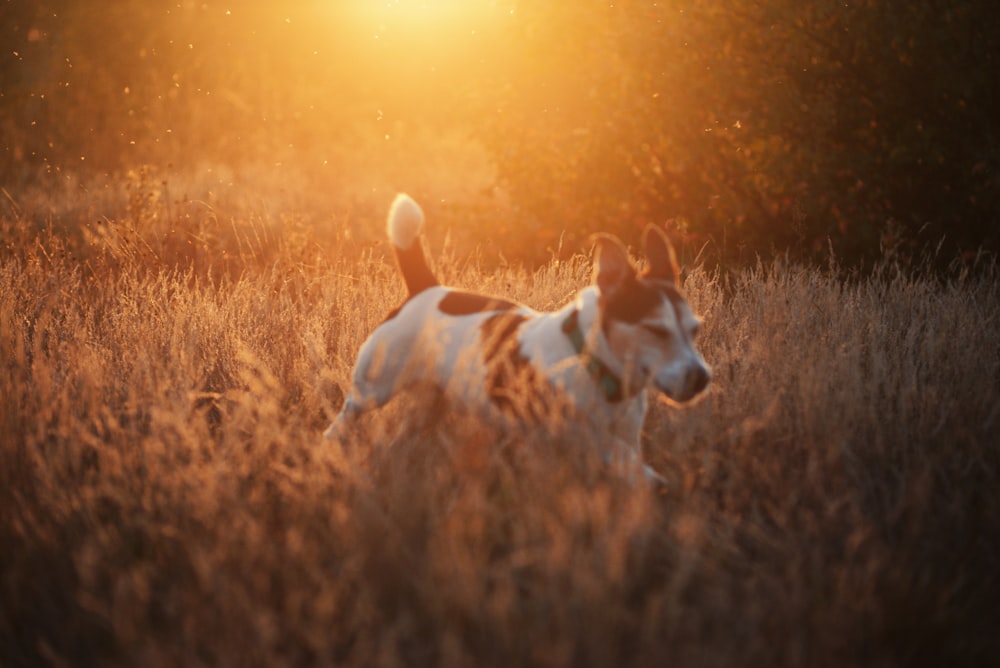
[643,225,680,284]
[591,233,635,293]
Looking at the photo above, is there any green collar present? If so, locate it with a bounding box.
[560,309,624,403]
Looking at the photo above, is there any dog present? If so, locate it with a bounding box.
[325,194,710,480]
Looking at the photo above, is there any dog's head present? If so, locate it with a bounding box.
[592,227,711,403]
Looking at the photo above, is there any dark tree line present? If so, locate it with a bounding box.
[485,1,1000,267]
[2,0,998,268]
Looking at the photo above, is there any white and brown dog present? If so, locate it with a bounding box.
[325,194,710,479]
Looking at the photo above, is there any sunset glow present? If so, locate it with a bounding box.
[343,0,502,27]
[2,1,996,264]
[326,0,507,60]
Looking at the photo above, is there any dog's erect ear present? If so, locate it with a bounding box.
[643,225,680,284]
[592,233,635,294]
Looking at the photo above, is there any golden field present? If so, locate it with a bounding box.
[1,186,998,666]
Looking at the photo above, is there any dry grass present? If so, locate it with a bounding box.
[2,195,999,668]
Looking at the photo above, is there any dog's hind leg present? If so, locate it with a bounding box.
[324,334,409,438]
[323,373,398,441]
[321,390,386,467]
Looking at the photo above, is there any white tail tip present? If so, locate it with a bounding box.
[387,193,424,250]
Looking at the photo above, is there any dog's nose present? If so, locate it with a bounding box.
[687,365,710,395]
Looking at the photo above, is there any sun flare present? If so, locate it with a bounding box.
[340,0,503,36]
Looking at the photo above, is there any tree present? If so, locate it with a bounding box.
[483,0,1000,267]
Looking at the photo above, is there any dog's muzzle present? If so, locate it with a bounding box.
[655,364,711,403]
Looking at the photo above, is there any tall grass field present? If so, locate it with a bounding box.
[2,185,999,667]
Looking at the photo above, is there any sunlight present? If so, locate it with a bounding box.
[310,0,507,85]
[339,0,500,36]
[354,0,486,21]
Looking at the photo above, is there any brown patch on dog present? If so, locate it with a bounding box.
[603,276,663,324]
[479,312,548,422]
[438,291,518,316]
[379,303,403,325]
[604,277,688,327]
[394,241,438,297]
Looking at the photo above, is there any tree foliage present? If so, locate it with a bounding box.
[2,0,998,268]
[486,0,1000,266]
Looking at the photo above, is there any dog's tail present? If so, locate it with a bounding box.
[388,193,438,297]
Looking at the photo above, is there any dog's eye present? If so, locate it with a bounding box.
[642,324,673,341]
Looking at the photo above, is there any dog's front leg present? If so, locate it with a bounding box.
[641,463,668,488]
[323,398,360,440]
[606,436,667,489]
